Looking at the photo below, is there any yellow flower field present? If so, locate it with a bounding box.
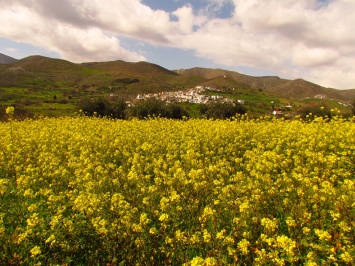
[0,115,355,265]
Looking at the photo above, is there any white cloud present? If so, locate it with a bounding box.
[47,26,145,63]
[6,48,18,53]
[79,0,173,43]
[169,18,286,70]
[304,57,355,89]
[292,45,339,67]
[0,0,146,62]
[179,0,355,89]
[172,5,195,34]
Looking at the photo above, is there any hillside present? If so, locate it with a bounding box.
[268,79,346,100]
[0,53,17,64]
[176,68,288,90]
[1,55,353,101]
[337,89,355,100]
[176,67,348,100]
[0,55,101,89]
[0,54,354,118]
[1,56,175,92]
[83,60,178,77]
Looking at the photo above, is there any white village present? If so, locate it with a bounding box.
[129,85,245,105]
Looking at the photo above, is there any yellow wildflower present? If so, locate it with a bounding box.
[237,239,250,255]
[30,246,41,257]
[159,213,169,222]
[5,106,14,115]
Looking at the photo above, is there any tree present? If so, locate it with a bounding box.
[200,101,246,119]
[126,99,189,119]
[165,103,189,119]
[295,103,331,120]
[107,97,127,119]
[78,97,127,119]
[351,99,355,116]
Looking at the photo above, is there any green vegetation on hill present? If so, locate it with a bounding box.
[0,55,353,119]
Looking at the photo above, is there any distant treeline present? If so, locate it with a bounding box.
[1,98,246,121]
[77,97,247,120]
[2,98,352,121]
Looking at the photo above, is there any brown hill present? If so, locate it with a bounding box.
[0,55,184,95]
[176,67,252,83]
[269,79,346,100]
[337,89,355,100]
[199,75,250,91]
[176,67,289,90]
[11,55,85,72]
[2,56,86,88]
[1,54,354,101]
[83,60,178,77]
[0,53,17,64]
[176,67,350,100]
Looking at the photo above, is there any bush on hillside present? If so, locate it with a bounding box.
[295,103,331,120]
[352,99,355,116]
[200,101,246,119]
[78,97,127,119]
[126,98,189,119]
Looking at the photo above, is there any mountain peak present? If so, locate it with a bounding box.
[0,53,17,64]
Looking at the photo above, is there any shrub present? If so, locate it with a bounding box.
[200,101,246,119]
[295,103,331,120]
[78,97,127,119]
[127,99,189,119]
[165,103,190,119]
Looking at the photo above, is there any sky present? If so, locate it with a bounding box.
[0,0,354,90]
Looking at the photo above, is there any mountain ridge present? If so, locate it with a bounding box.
[0,54,354,101]
[82,60,179,76]
[175,67,349,101]
[0,53,18,64]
